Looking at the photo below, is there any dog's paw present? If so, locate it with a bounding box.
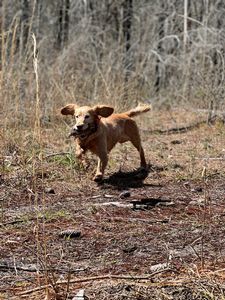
[93,174,103,182]
[76,151,83,159]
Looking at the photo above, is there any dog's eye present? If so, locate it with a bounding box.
[75,115,79,118]
[85,115,90,119]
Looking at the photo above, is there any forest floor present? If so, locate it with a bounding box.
[1,109,225,299]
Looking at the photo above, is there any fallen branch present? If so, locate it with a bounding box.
[0,215,49,227]
[18,269,172,296]
[45,152,71,159]
[143,115,220,135]
[145,120,205,135]
[0,264,85,274]
[0,218,35,227]
[207,268,225,274]
[195,157,225,161]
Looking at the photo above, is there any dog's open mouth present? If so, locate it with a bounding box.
[69,128,89,139]
[69,124,97,139]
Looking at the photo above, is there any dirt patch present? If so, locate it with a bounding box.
[1,111,225,299]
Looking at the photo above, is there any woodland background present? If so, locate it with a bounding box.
[2,2,225,299]
[1,0,225,123]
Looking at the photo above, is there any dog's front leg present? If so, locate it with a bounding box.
[93,152,108,182]
[75,143,84,159]
[75,142,89,169]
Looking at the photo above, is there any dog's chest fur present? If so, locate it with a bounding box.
[76,136,98,154]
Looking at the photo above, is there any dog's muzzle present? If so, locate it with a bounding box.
[68,126,90,139]
[68,127,78,138]
[68,123,98,139]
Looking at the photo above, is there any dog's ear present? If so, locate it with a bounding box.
[61,104,77,116]
[93,105,114,117]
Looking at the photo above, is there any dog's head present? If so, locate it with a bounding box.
[61,104,114,137]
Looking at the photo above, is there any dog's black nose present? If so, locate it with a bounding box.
[76,125,83,131]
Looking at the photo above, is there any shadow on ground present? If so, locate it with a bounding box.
[100,165,155,189]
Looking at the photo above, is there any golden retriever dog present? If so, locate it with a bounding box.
[61,103,151,182]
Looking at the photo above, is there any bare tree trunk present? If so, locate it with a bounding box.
[0,1,3,72]
[122,0,133,102]
[122,0,133,83]
[19,0,29,53]
[183,0,188,51]
[36,0,43,39]
[57,0,70,50]
[89,0,103,62]
[154,9,166,93]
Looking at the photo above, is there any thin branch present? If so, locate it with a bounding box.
[194,157,225,161]
[0,218,35,227]
[32,33,41,140]
[19,269,173,296]
[142,120,206,135]
[45,152,71,159]
[142,115,220,135]
[0,264,85,274]
[183,0,188,51]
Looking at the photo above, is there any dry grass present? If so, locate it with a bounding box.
[1,1,225,128]
[1,2,225,298]
[1,109,225,299]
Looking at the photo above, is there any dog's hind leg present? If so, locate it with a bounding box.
[125,121,147,168]
[132,141,147,168]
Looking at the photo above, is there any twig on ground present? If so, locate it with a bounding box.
[108,216,169,224]
[195,157,225,161]
[0,264,85,273]
[0,218,36,227]
[143,115,220,135]
[45,152,71,159]
[18,269,173,296]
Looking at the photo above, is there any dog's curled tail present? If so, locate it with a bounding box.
[125,104,151,118]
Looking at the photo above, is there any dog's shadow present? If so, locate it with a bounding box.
[100,165,152,189]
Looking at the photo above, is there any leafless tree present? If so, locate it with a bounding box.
[1,0,225,117]
[57,0,70,50]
